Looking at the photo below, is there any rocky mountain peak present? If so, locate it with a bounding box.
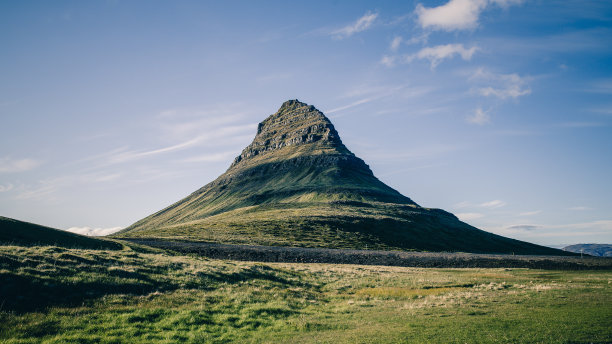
[230,100,350,168]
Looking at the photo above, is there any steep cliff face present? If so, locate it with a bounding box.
[230,99,350,167]
[116,100,568,255]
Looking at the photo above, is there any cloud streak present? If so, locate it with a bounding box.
[0,157,41,173]
[470,68,531,99]
[332,12,378,39]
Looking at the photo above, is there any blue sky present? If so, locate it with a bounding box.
[1,0,611,246]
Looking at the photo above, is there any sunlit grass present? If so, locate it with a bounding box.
[1,244,610,343]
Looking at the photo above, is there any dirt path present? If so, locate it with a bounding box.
[122,238,612,270]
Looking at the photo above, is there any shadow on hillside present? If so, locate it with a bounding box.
[0,260,306,313]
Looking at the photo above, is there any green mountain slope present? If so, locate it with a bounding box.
[115,100,569,255]
[0,216,121,249]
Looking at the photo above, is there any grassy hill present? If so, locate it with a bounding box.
[0,216,121,250]
[115,100,570,255]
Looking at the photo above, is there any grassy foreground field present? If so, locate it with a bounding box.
[1,243,610,343]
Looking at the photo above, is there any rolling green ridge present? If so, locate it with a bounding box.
[1,244,610,343]
[116,100,568,255]
[0,216,121,250]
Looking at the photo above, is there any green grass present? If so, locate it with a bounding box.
[116,202,571,255]
[1,243,610,343]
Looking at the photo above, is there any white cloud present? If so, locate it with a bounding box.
[181,151,237,163]
[332,11,378,39]
[0,183,13,192]
[569,206,590,211]
[456,212,485,221]
[416,0,487,31]
[415,0,522,31]
[454,199,506,209]
[407,44,479,68]
[470,68,531,99]
[390,36,402,51]
[480,199,506,208]
[65,226,123,236]
[467,107,490,125]
[380,55,397,67]
[519,210,542,216]
[0,157,41,173]
[506,224,542,231]
[478,85,531,99]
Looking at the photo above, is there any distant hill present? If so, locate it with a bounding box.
[115,100,571,255]
[563,244,612,257]
[0,216,121,249]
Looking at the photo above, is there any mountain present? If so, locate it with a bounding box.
[0,216,121,249]
[116,100,569,255]
[563,244,612,257]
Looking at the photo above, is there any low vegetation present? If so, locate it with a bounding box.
[1,243,610,343]
[0,216,121,250]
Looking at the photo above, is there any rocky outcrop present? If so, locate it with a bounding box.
[230,100,349,167]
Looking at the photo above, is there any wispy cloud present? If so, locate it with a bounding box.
[181,151,237,163]
[327,84,429,116]
[478,85,531,99]
[256,73,293,83]
[455,199,507,209]
[16,182,58,201]
[415,0,522,31]
[15,172,124,201]
[326,97,379,114]
[481,199,506,208]
[107,137,205,164]
[407,44,479,69]
[587,79,612,94]
[390,36,402,51]
[100,123,256,166]
[519,210,542,216]
[0,157,41,173]
[0,183,14,192]
[65,226,123,236]
[362,143,461,162]
[501,220,612,236]
[470,68,531,99]
[568,206,591,211]
[588,106,612,115]
[557,122,606,128]
[506,224,542,231]
[456,212,485,221]
[332,11,378,39]
[467,107,490,125]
